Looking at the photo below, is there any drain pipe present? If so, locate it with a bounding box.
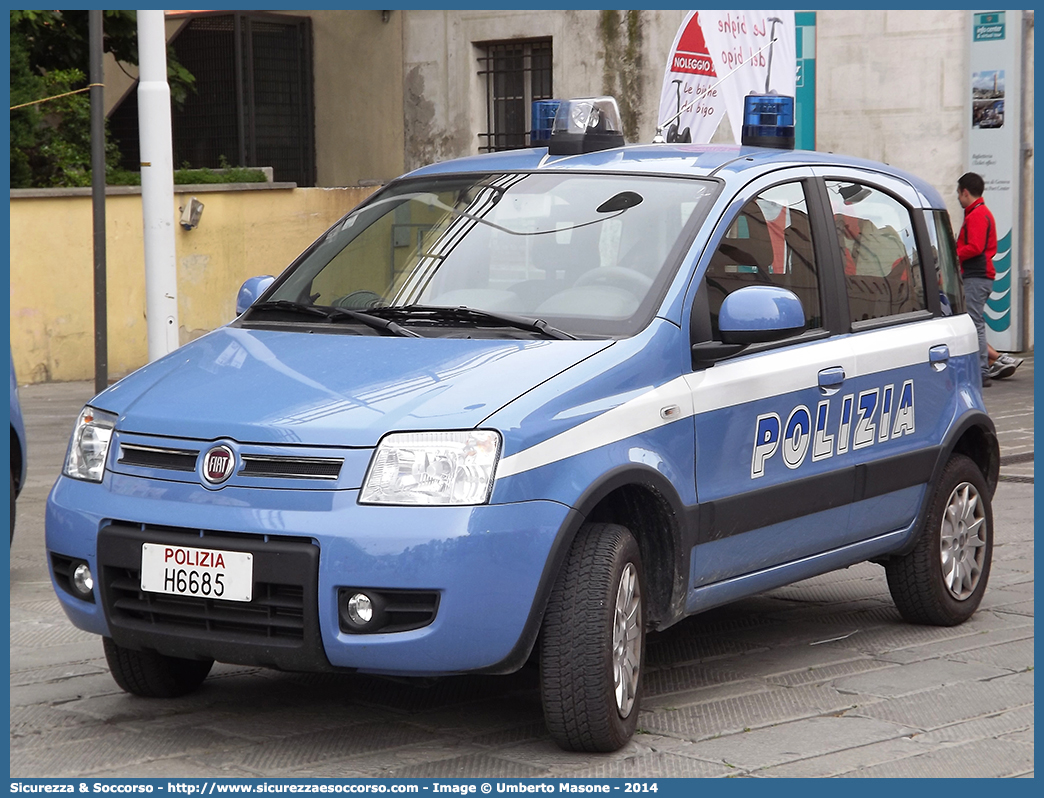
[137,9,180,362]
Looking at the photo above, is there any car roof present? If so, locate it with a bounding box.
[405,143,946,210]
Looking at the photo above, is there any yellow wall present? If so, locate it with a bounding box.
[9,184,378,384]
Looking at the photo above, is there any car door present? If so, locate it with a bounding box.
[685,169,860,590]
[814,167,973,544]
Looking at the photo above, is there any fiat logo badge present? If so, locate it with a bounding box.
[202,445,236,484]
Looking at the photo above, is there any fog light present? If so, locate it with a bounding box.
[72,563,94,598]
[347,593,374,625]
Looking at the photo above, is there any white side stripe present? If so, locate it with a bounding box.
[496,380,694,479]
[495,316,978,480]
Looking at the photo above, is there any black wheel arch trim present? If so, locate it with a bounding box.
[875,409,998,562]
[473,464,691,674]
[469,505,585,675]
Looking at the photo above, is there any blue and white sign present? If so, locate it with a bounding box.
[967,9,1025,351]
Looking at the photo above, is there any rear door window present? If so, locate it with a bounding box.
[825,180,927,324]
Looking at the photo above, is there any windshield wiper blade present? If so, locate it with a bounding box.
[326,307,421,338]
[372,305,577,340]
[249,299,330,318]
[247,300,420,337]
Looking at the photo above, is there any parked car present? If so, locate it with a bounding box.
[10,355,27,543]
[46,97,997,752]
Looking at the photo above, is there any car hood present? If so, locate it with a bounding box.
[96,327,612,447]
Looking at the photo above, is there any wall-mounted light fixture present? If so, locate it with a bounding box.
[179,197,204,230]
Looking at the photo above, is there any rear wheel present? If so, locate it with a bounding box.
[103,637,213,697]
[885,454,993,626]
[540,523,645,752]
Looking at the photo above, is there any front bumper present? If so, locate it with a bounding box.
[46,473,573,675]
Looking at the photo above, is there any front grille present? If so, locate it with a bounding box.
[116,444,343,481]
[119,444,198,472]
[98,523,333,671]
[240,455,342,480]
[106,566,306,640]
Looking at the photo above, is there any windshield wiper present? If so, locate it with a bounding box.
[247,300,420,338]
[325,307,421,338]
[369,305,577,340]
[250,299,329,318]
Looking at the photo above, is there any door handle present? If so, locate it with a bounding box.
[929,344,950,371]
[818,366,845,395]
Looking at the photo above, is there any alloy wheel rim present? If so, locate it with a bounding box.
[612,562,642,717]
[939,481,987,600]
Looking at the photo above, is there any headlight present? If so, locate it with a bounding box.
[360,431,501,506]
[63,406,117,483]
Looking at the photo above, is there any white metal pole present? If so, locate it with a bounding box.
[137,9,179,361]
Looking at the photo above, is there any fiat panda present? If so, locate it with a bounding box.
[47,97,998,752]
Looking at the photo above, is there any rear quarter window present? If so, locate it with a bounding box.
[924,209,966,315]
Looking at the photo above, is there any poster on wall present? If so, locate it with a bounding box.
[967,10,1023,351]
[656,11,796,145]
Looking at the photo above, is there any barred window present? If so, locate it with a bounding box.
[477,39,553,152]
[108,12,315,187]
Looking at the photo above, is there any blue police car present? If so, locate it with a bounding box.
[46,97,998,752]
[10,355,27,543]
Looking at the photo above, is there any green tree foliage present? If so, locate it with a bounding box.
[9,10,195,188]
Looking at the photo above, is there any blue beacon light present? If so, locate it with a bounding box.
[741,93,795,150]
[531,100,562,143]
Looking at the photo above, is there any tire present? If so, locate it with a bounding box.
[103,637,213,698]
[885,454,993,626]
[540,523,645,752]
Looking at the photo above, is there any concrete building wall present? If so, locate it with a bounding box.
[815,11,967,224]
[403,9,1032,218]
[401,9,1034,348]
[307,9,405,186]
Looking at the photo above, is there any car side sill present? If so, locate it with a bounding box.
[685,525,909,615]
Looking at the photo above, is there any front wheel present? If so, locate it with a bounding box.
[103,637,213,698]
[540,523,645,752]
[885,454,993,626]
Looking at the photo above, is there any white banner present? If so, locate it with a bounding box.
[657,11,796,144]
[657,11,726,143]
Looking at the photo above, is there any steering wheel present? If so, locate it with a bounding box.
[573,267,654,295]
[333,290,385,310]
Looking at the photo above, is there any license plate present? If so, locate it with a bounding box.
[140,543,253,602]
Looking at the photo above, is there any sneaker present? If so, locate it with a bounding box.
[997,353,1024,373]
[987,360,1017,380]
[982,375,993,388]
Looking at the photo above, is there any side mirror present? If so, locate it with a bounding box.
[718,285,806,344]
[236,276,276,316]
[692,285,805,366]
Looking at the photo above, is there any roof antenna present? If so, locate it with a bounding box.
[764,17,783,93]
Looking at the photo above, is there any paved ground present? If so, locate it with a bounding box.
[8,359,1034,779]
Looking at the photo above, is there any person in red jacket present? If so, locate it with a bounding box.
[956,172,998,386]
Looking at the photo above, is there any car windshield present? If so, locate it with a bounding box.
[258,172,718,338]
